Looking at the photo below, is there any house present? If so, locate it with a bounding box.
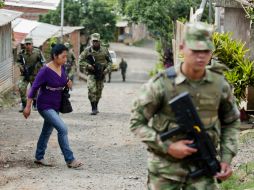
[12,18,84,83]
[4,0,60,20]
[116,20,148,45]
[0,9,22,93]
[215,0,254,110]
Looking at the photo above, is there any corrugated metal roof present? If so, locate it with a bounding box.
[5,0,61,10]
[53,26,84,37]
[12,18,84,47]
[26,23,60,47]
[0,9,22,27]
[13,18,39,33]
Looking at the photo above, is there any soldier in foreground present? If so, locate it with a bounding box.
[79,33,112,115]
[129,22,240,189]
[17,37,44,112]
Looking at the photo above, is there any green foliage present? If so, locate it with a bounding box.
[123,0,208,49]
[43,37,58,62]
[220,162,254,190]
[39,0,117,42]
[243,1,254,22]
[213,32,254,105]
[0,0,4,8]
[80,0,116,43]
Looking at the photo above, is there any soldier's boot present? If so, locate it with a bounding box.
[90,102,97,115]
[19,101,26,113]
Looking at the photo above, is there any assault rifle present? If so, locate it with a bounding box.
[18,52,30,81]
[86,54,104,80]
[160,92,221,179]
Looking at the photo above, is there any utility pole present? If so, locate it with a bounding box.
[61,0,64,42]
[192,0,208,21]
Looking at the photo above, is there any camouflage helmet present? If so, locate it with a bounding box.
[24,37,33,44]
[184,22,214,51]
[91,33,100,41]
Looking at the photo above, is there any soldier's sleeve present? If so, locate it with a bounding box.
[219,80,240,164]
[129,77,172,154]
[79,50,90,71]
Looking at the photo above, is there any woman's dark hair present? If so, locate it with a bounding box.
[51,44,68,60]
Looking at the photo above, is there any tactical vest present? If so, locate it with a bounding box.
[88,46,109,65]
[150,67,225,146]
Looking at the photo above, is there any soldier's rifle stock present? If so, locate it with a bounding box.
[160,92,221,179]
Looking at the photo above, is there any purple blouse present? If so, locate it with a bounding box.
[28,65,68,111]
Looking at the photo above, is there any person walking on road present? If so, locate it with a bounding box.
[17,37,45,112]
[23,44,83,169]
[129,22,240,189]
[119,58,128,82]
[79,33,112,115]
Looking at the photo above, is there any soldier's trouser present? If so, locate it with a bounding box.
[87,75,104,102]
[147,173,219,190]
[18,78,36,106]
[121,71,126,81]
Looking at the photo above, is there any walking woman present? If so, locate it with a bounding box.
[23,44,83,169]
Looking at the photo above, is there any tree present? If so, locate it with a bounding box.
[124,0,202,48]
[0,0,4,8]
[39,0,116,42]
[80,0,116,42]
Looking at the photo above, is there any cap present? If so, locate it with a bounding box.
[64,42,70,48]
[184,22,214,51]
[24,37,33,44]
[91,33,100,41]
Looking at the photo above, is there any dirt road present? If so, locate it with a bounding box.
[0,42,158,190]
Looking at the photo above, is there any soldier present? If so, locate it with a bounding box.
[64,42,76,81]
[79,33,112,115]
[129,22,240,190]
[119,58,128,82]
[17,37,45,112]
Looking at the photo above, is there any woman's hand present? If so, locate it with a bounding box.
[23,106,31,119]
[67,79,73,89]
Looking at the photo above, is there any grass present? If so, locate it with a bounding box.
[220,130,254,190]
[0,89,19,108]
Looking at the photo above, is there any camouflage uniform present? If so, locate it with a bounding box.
[64,42,76,81]
[79,33,112,114]
[119,58,128,82]
[17,37,44,112]
[129,22,240,190]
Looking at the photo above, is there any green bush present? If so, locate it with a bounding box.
[213,32,254,105]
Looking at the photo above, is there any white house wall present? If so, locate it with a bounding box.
[0,23,13,92]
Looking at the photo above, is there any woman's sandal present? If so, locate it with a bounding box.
[67,160,83,169]
[34,159,53,167]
